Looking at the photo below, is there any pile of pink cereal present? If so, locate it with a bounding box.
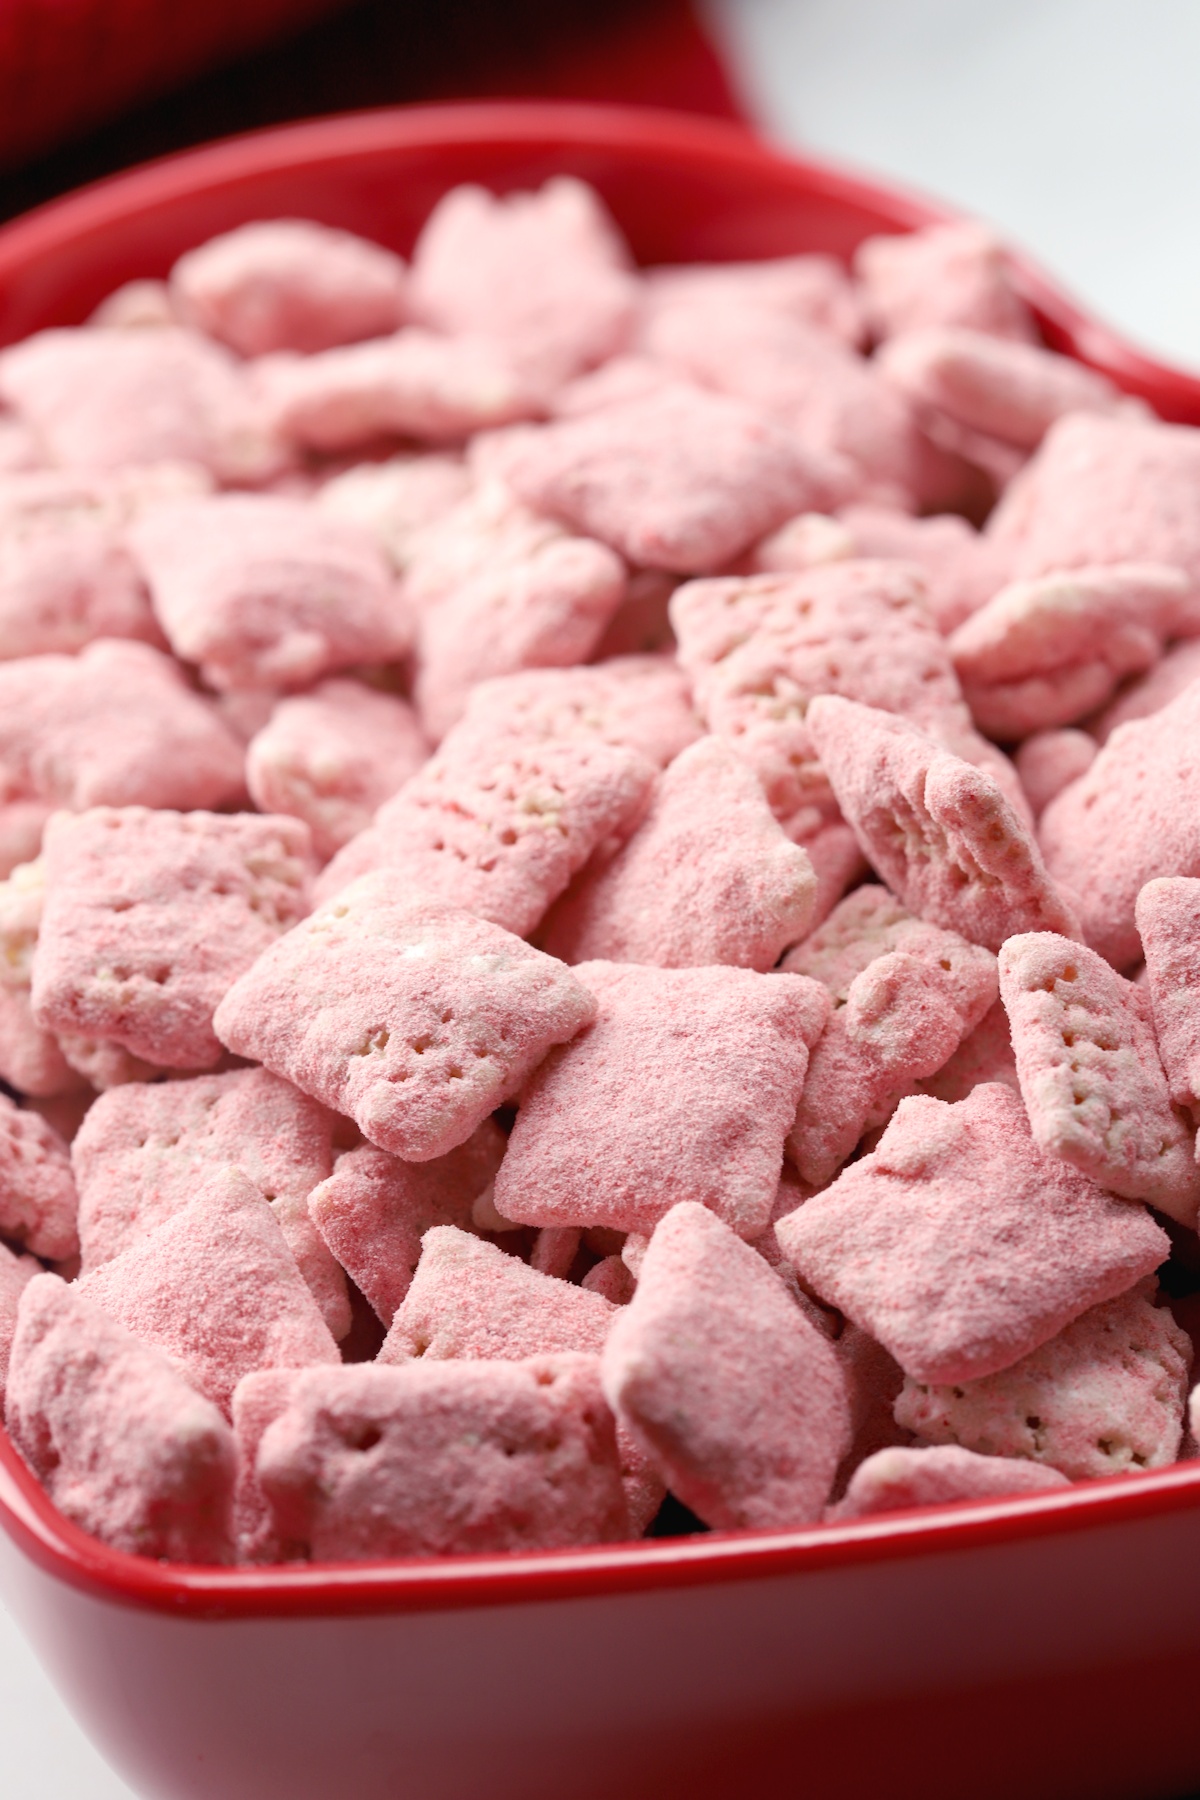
[0,182,1198,1565]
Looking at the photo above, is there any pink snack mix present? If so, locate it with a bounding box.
[853,222,1037,344]
[31,807,312,1071]
[998,932,1200,1223]
[774,1083,1169,1384]
[0,1091,77,1259]
[246,679,428,861]
[914,997,1019,1104]
[641,254,863,346]
[6,1273,236,1561]
[493,960,830,1241]
[1014,729,1097,818]
[0,1241,38,1401]
[170,219,408,356]
[1137,878,1200,1120]
[815,503,1010,634]
[829,1444,1070,1521]
[0,856,85,1099]
[0,798,49,878]
[540,735,818,971]
[214,881,597,1161]
[316,453,471,571]
[1091,637,1200,741]
[454,658,701,772]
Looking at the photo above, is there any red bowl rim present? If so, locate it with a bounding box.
[0,98,1198,1620]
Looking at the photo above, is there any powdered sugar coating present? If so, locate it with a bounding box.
[640,255,864,349]
[914,996,1019,1103]
[829,1444,1070,1520]
[834,504,1011,634]
[0,1091,77,1259]
[1091,638,1200,741]
[1014,729,1098,818]
[0,799,49,880]
[0,985,88,1098]
[878,327,1122,449]
[455,658,701,772]
[1135,878,1200,1119]
[316,453,471,572]
[0,1241,38,1402]
[853,222,1037,344]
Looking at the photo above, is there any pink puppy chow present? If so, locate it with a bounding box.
[1137,878,1200,1119]
[915,997,1019,1104]
[896,1281,1191,1481]
[1039,677,1200,968]
[76,1165,339,1417]
[948,564,1189,739]
[601,1202,850,1530]
[493,961,830,1241]
[72,1067,348,1338]
[408,177,638,389]
[1014,729,1097,819]
[0,857,84,1098]
[0,799,50,879]
[170,219,407,356]
[455,658,701,773]
[0,638,245,813]
[640,254,864,349]
[540,736,818,972]
[0,1092,77,1259]
[1091,638,1200,742]
[316,453,471,572]
[0,1242,38,1402]
[315,735,654,936]
[129,494,407,693]
[491,384,843,575]
[254,1355,628,1559]
[774,1082,1169,1385]
[32,807,312,1071]
[0,327,282,482]
[215,881,597,1161]
[816,504,1010,634]
[308,1121,506,1325]
[247,680,428,862]
[853,222,1037,344]
[829,1445,1070,1521]
[999,932,1199,1223]
[6,1274,236,1561]
[806,696,1079,951]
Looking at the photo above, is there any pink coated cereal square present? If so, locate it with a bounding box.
[214,881,598,1161]
[914,997,1020,1105]
[0,986,82,1098]
[998,932,1199,1223]
[829,1444,1070,1520]
[895,1281,1191,1480]
[640,254,864,349]
[0,500,158,661]
[6,1273,236,1561]
[314,735,655,936]
[539,734,818,971]
[308,1121,506,1324]
[1137,877,1200,1119]
[129,494,408,693]
[455,657,701,772]
[76,1165,339,1417]
[601,1201,851,1530]
[1091,638,1200,742]
[0,799,50,879]
[1014,729,1098,819]
[31,807,313,1071]
[0,1091,77,1259]
[853,222,1037,344]
[0,1240,38,1403]
[774,1082,1169,1385]
[253,1354,629,1560]
[493,960,830,1240]
[834,504,1012,634]
[246,679,428,862]
[170,219,407,357]
[316,453,471,572]
[806,696,1079,951]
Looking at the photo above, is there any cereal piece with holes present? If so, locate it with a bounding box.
[806,696,1079,951]
[774,1083,1169,1385]
[853,222,1037,344]
[214,881,597,1161]
[999,932,1200,1223]
[1137,877,1200,1121]
[831,504,1012,634]
[31,807,312,1072]
[0,1091,77,1259]
[454,658,701,771]
[6,1273,237,1561]
[895,1282,1191,1481]
[829,1444,1070,1520]
[493,961,830,1241]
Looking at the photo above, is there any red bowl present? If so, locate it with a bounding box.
[1,101,1199,1800]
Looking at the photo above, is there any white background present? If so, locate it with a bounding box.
[5,2,1200,1794]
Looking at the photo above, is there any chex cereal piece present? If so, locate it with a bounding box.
[834,504,1011,634]
[1091,638,1200,741]
[878,327,1123,449]
[254,1355,628,1559]
[532,1226,581,1279]
[455,657,701,772]
[581,1255,636,1305]
[72,1066,347,1332]
[0,326,281,482]
[215,882,597,1161]
[0,799,49,879]
[409,177,638,389]
[829,1444,1070,1520]
[774,1083,1169,1384]
[314,736,655,935]
[170,219,407,356]
[54,1035,162,1091]
[0,1092,77,1259]
[915,997,1019,1104]
[0,1241,38,1402]
[76,1165,339,1416]
[1137,878,1200,1118]
[493,961,829,1240]
[378,1225,616,1364]
[601,1202,850,1529]
[491,384,844,574]
[129,494,407,692]
[230,1367,305,1562]
[853,222,1037,344]
[1014,729,1097,818]
[316,453,471,571]
[89,278,177,329]
[540,736,818,971]
[831,1322,911,1489]
[806,696,1079,951]
[948,564,1188,738]
[252,330,540,453]
[784,883,957,1001]
[1039,676,1200,967]
[640,254,864,348]
[308,1122,506,1325]
[549,355,683,420]
[7,1273,236,1561]
[895,1281,1191,1480]
[32,807,312,1071]
[0,638,245,813]
[0,480,159,658]
[999,932,1200,1222]
[750,510,857,574]
[787,932,998,1188]
[246,680,428,862]
[0,987,81,1097]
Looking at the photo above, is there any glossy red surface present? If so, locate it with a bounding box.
[1,101,1199,1798]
